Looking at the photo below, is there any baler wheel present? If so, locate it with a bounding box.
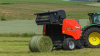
[29,36,53,52]
[63,38,75,50]
[83,27,100,48]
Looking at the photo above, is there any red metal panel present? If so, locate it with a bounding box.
[62,19,81,40]
[43,25,46,35]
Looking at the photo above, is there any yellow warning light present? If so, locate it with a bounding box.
[43,32,45,34]
[63,31,65,33]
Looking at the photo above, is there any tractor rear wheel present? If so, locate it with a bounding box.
[29,36,53,52]
[63,38,75,50]
[83,27,100,48]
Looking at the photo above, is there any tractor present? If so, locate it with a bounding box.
[82,12,100,48]
[29,10,84,52]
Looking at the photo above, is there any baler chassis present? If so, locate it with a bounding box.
[29,10,84,52]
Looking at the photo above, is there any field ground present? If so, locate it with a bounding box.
[0,1,99,56]
[0,0,94,4]
[0,1,99,20]
[86,3,100,7]
[0,20,43,33]
[0,37,100,56]
[0,19,89,33]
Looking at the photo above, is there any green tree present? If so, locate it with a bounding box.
[98,0,100,2]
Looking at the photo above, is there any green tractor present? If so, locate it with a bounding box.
[82,12,100,48]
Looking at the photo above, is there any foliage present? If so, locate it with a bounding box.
[97,0,100,2]
[0,33,42,37]
[1,14,6,21]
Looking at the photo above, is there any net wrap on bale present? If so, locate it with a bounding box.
[29,36,53,52]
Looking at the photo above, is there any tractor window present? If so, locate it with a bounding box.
[89,16,92,24]
[94,15,100,24]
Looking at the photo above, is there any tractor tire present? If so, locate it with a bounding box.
[83,27,100,48]
[29,36,53,52]
[63,38,75,50]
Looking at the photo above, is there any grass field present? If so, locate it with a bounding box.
[0,19,89,33]
[0,37,100,56]
[0,0,93,33]
[0,0,94,4]
[0,20,43,33]
[0,1,99,20]
[86,3,100,7]
[0,1,100,56]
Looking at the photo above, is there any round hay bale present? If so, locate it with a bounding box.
[29,36,53,52]
[29,36,37,52]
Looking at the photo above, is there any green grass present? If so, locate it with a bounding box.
[0,0,94,4]
[0,20,43,33]
[0,33,42,37]
[0,1,99,55]
[0,1,99,20]
[86,3,100,7]
[0,19,89,33]
[0,37,100,56]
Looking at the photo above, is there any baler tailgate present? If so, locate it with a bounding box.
[34,10,66,25]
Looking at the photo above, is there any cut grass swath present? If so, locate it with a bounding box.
[29,36,53,52]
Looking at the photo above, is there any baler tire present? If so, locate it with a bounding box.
[83,27,100,48]
[63,38,75,50]
[29,36,53,52]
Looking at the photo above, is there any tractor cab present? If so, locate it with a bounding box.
[88,12,100,24]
